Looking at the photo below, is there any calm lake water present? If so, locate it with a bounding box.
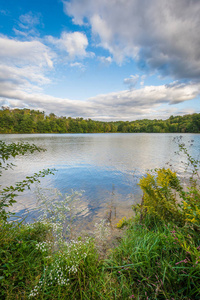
[1,133,200,230]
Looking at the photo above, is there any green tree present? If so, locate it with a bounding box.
[1,108,200,134]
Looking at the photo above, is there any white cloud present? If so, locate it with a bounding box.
[13,28,29,37]
[19,12,40,27]
[70,62,86,71]
[0,64,50,87]
[124,75,139,89]
[13,12,42,37]
[91,14,112,43]
[0,35,54,106]
[1,2,199,122]
[0,35,54,68]
[47,31,88,59]
[98,56,112,65]
[90,82,200,107]
[1,80,199,121]
[64,0,200,79]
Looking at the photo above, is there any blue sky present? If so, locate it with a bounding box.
[0,0,200,121]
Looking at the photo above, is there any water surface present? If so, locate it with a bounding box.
[1,133,200,228]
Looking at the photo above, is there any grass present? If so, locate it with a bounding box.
[106,218,200,299]
[1,213,200,299]
[0,221,51,299]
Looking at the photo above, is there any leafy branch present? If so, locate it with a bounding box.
[0,141,46,175]
[0,140,55,221]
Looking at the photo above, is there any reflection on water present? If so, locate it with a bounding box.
[1,133,200,227]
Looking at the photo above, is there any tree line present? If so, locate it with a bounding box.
[0,107,200,134]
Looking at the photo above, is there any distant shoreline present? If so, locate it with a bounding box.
[1,108,200,134]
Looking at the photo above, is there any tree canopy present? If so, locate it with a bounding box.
[0,107,200,134]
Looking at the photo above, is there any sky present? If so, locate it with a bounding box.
[0,0,200,121]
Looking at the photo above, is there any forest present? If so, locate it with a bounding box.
[0,107,200,134]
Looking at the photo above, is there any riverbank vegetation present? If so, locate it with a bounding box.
[0,140,200,299]
[1,107,200,134]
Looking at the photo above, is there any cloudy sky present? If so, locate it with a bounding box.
[0,0,200,121]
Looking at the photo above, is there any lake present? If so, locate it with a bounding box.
[1,133,200,230]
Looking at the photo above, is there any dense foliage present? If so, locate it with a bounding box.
[1,107,200,133]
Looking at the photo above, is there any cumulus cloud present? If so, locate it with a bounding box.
[1,80,199,121]
[0,35,54,107]
[0,35,54,68]
[0,64,50,89]
[64,0,200,80]
[47,31,88,59]
[1,1,199,122]
[90,82,200,107]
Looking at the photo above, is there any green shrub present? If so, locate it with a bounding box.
[138,168,184,225]
[136,141,200,229]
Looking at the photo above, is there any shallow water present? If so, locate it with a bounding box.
[1,133,200,229]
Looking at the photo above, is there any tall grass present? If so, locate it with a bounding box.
[106,219,200,299]
[1,210,200,299]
